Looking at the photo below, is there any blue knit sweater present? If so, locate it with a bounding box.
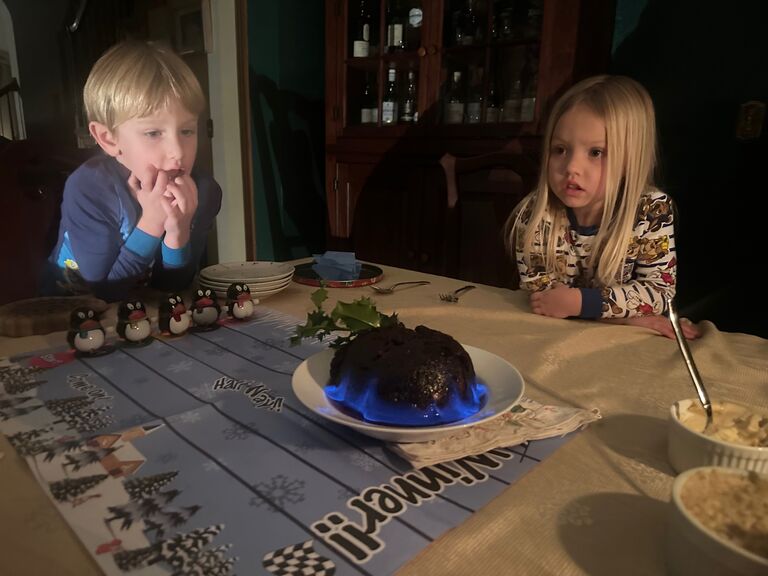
[44,154,222,302]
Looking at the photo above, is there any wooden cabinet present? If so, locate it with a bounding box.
[325,0,614,286]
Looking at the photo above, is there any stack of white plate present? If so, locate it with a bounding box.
[198,261,295,300]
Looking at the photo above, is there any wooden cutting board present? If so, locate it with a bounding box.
[0,296,108,337]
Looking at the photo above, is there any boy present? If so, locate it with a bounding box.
[43,40,222,302]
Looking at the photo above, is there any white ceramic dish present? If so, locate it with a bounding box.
[291,345,525,443]
[668,398,768,474]
[200,261,295,282]
[667,466,768,576]
[200,277,292,290]
[211,283,291,301]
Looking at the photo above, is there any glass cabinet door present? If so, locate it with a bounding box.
[341,0,543,130]
[440,0,542,125]
[345,0,425,129]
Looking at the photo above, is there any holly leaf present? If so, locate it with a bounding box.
[291,289,400,348]
[310,287,328,309]
[331,300,383,332]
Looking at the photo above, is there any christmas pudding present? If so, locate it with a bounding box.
[326,324,485,426]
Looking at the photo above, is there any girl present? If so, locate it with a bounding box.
[505,75,699,339]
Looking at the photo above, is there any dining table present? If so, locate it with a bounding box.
[1,259,766,576]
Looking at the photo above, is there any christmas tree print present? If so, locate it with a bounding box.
[6,426,54,456]
[0,402,43,420]
[47,396,114,433]
[123,471,178,501]
[49,474,108,503]
[105,490,182,531]
[112,524,231,573]
[62,446,118,472]
[0,365,47,394]
[42,436,92,462]
[143,505,201,539]
[0,395,36,409]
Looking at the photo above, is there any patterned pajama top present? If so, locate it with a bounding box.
[514,189,677,319]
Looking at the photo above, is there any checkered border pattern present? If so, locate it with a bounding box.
[263,540,336,576]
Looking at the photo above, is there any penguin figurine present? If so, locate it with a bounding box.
[191,287,221,331]
[116,299,153,345]
[67,307,111,356]
[226,282,256,320]
[158,294,190,336]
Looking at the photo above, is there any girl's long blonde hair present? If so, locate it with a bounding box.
[506,75,657,286]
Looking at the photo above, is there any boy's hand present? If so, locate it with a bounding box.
[129,167,171,238]
[530,282,581,318]
[162,174,199,248]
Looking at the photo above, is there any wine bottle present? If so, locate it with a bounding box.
[382,66,398,124]
[465,66,483,124]
[387,0,406,52]
[444,71,465,124]
[485,77,500,123]
[361,74,378,124]
[406,2,423,50]
[352,0,372,57]
[400,70,417,123]
[502,78,522,122]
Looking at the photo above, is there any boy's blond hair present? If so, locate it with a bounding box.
[507,75,658,286]
[84,40,205,132]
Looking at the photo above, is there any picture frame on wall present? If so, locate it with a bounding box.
[174,0,212,55]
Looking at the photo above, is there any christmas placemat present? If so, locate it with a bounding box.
[1,307,574,576]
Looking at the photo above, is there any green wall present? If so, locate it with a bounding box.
[247,0,326,261]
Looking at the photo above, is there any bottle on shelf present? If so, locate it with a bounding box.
[386,0,407,52]
[382,65,399,124]
[485,76,500,123]
[502,77,522,123]
[352,0,372,57]
[523,0,544,40]
[444,70,465,124]
[520,54,538,122]
[400,69,417,123]
[465,66,483,124]
[360,73,378,125]
[454,0,480,46]
[406,2,423,50]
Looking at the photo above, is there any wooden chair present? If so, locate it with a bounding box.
[439,151,539,289]
[0,139,94,305]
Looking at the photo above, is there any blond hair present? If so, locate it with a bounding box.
[84,40,205,131]
[506,75,657,286]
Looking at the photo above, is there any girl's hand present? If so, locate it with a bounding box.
[529,282,581,318]
[128,168,172,238]
[162,174,199,248]
[600,316,702,340]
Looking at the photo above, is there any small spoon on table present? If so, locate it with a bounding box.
[666,295,713,433]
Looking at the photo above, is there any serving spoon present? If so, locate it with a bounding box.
[666,295,713,433]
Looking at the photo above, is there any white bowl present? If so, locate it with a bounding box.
[291,345,525,443]
[668,399,768,474]
[667,466,768,576]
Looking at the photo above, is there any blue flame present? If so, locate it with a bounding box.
[325,373,488,426]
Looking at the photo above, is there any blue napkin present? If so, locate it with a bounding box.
[312,251,362,281]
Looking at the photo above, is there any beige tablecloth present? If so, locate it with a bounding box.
[1,261,766,575]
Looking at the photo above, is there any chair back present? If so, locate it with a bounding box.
[440,151,538,289]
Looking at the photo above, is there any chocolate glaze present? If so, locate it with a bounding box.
[329,324,476,409]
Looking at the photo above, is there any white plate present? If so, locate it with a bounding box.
[291,344,525,443]
[200,261,295,282]
[200,277,292,290]
[212,283,292,300]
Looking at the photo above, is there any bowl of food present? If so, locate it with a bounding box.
[667,466,768,575]
[668,399,768,474]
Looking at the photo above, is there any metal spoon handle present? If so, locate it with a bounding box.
[666,296,713,423]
